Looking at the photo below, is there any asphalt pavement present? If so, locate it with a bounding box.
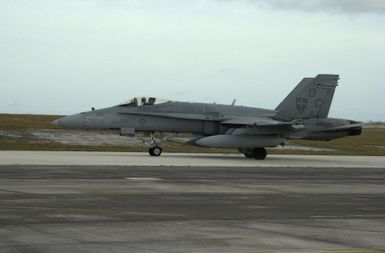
[0,164,385,253]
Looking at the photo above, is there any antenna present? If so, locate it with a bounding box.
[231,99,237,106]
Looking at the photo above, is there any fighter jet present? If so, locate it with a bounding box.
[52,74,362,160]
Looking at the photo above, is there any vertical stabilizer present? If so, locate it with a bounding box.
[274,74,339,121]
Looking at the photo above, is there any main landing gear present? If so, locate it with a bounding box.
[239,148,267,160]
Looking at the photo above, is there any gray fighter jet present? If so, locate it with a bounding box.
[52,74,362,159]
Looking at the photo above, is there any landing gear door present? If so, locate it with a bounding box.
[120,128,135,136]
[203,121,219,135]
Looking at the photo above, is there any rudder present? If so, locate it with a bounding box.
[274,74,339,121]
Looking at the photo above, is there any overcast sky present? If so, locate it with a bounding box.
[0,0,384,121]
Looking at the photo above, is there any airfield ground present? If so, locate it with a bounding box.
[0,153,385,253]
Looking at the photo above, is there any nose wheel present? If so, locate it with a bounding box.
[149,146,162,157]
[147,132,172,157]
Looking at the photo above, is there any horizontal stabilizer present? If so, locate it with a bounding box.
[313,123,362,133]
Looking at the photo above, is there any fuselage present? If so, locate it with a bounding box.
[57,101,278,135]
[55,100,361,142]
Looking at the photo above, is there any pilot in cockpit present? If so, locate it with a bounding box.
[141,97,147,106]
[132,97,138,106]
[119,97,158,107]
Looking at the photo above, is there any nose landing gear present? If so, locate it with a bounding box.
[148,132,162,157]
[149,146,162,157]
[147,132,175,157]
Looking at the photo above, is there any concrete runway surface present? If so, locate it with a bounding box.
[1,151,385,167]
[0,152,385,253]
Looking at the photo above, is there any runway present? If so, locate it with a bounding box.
[1,151,385,167]
[0,160,385,252]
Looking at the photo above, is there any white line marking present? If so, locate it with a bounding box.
[125,177,163,181]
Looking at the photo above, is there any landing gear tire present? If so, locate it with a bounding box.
[149,146,162,157]
[253,148,267,160]
[240,148,267,160]
[243,152,254,159]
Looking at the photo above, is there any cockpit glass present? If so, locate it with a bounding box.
[118,97,169,107]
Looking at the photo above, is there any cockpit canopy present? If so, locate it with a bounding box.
[118,97,169,107]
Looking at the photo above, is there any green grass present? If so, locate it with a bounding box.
[0,113,384,155]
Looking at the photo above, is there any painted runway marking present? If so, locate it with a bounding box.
[310,215,385,218]
[0,204,183,217]
[125,177,163,181]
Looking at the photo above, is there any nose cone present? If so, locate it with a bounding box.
[51,114,84,129]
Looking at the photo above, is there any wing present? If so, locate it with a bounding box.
[118,107,292,128]
[118,110,208,120]
[221,116,293,127]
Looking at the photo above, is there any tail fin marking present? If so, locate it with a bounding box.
[274,74,339,121]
